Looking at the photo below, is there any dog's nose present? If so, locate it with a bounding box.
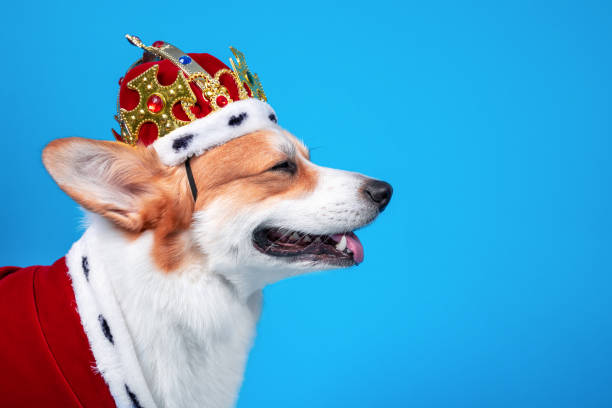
[362,179,393,212]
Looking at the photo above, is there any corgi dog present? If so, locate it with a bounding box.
[0,38,392,408]
[38,130,392,407]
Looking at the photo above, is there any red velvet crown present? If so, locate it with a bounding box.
[114,36,267,147]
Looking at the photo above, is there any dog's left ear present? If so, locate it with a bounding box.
[43,137,179,232]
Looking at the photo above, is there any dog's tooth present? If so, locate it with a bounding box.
[290,232,300,241]
[335,235,347,251]
[303,235,312,243]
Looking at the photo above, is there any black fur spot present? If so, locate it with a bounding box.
[268,113,277,123]
[98,315,114,345]
[125,384,144,408]
[82,256,90,281]
[228,112,248,126]
[172,134,194,152]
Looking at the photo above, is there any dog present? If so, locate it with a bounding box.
[0,40,392,408]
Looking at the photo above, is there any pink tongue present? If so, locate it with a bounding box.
[332,232,364,264]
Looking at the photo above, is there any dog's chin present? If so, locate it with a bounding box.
[252,226,365,267]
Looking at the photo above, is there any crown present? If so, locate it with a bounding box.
[115,35,268,145]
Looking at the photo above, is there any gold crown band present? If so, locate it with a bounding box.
[126,34,210,78]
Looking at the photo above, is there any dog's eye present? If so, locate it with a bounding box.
[268,160,297,174]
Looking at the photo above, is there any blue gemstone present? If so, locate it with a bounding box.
[179,55,192,65]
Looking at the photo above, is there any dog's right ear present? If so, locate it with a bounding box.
[43,137,170,232]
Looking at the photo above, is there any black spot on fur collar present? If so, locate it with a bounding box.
[82,256,90,281]
[228,112,248,126]
[98,314,114,345]
[268,113,277,123]
[125,384,144,408]
[172,134,194,152]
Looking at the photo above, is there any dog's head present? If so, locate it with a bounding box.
[43,129,392,293]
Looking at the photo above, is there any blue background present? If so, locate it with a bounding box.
[1,1,611,407]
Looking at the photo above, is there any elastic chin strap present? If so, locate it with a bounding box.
[184,158,198,202]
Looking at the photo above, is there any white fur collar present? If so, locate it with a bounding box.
[66,229,157,408]
[66,215,261,408]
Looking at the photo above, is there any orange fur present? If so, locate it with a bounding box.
[44,139,194,271]
[191,131,315,212]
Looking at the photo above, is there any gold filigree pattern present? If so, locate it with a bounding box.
[226,68,249,100]
[188,71,233,111]
[119,65,197,144]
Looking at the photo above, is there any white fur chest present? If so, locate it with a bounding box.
[69,216,261,408]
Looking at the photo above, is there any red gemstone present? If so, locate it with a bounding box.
[152,40,165,48]
[147,94,164,113]
[216,95,228,107]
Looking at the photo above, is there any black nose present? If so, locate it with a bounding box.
[363,180,393,212]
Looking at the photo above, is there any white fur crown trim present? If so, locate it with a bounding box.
[152,98,280,166]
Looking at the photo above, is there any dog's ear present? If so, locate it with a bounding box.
[43,137,173,232]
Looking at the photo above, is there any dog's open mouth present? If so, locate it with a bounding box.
[253,227,364,266]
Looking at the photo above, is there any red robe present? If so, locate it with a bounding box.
[0,258,116,407]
